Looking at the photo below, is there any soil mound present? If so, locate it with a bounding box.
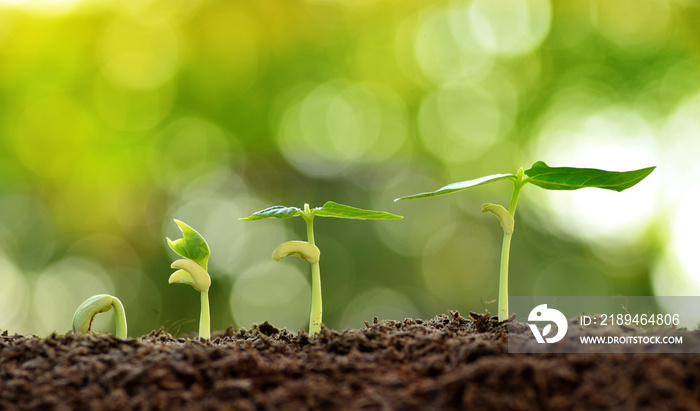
[1,312,699,410]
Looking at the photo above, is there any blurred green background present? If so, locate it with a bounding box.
[0,0,698,336]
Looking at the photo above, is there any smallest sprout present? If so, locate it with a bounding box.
[72,294,127,339]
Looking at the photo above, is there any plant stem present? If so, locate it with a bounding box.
[200,290,211,339]
[497,231,513,321]
[309,261,322,335]
[498,170,526,321]
[111,297,128,339]
[303,204,322,336]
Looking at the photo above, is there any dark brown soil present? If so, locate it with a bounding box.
[2,312,700,410]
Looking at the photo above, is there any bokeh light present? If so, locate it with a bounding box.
[0,0,697,336]
[420,222,500,308]
[0,0,88,15]
[33,258,115,335]
[412,2,492,84]
[13,96,96,180]
[0,253,30,333]
[276,80,407,177]
[418,81,507,163]
[93,76,174,132]
[230,260,310,331]
[528,106,660,242]
[469,0,551,56]
[98,17,179,90]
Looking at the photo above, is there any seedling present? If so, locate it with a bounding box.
[241,201,402,335]
[396,161,655,321]
[72,294,127,339]
[166,219,212,339]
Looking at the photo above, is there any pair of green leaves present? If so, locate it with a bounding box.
[394,161,656,201]
[167,220,210,271]
[240,201,403,221]
[167,220,211,292]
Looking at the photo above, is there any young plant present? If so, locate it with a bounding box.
[240,201,402,335]
[395,161,655,321]
[72,294,127,339]
[166,219,212,339]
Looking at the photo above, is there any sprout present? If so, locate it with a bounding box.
[241,201,402,335]
[396,161,655,321]
[166,219,211,339]
[72,294,127,339]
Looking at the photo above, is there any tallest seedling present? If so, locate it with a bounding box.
[396,161,655,321]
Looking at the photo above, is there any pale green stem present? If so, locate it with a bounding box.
[498,232,513,321]
[498,170,526,321]
[200,290,211,339]
[303,204,322,336]
[309,261,322,335]
[111,297,128,339]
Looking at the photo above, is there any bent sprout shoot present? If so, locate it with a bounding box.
[241,201,402,335]
[166,219,212,339]
[272,240,320,264]
[396,161,655,321]
[72,294,127,339]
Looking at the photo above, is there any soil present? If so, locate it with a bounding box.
[2,311,700,410]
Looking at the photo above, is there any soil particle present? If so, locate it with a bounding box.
[1,312,700,410]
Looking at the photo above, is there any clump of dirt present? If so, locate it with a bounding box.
[1,312,699,410]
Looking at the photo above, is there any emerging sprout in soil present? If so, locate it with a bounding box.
[241,201,402,335]
[72,294,127,339]
[166,219,212,339]
[396,161,656,322]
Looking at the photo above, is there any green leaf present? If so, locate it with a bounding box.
[166,220,210,270]
[524,161,656,192]
[239,205,302,221]
[394,174,516,201]
[313,201,403,220]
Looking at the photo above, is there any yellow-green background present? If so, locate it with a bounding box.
[0,0,697,336]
